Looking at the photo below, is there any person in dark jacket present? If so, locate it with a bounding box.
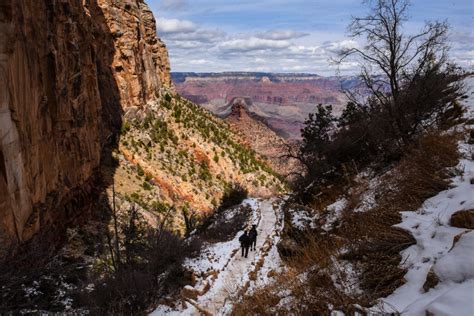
[239,230,251,258]
[249,224,257,251]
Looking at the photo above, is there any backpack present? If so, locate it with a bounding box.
[249,228,257,239]
[239,233,251,246]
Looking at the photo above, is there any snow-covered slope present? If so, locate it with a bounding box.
[376,77,474,315]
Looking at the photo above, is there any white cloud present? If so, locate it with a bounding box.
[164,32,362,74]
[165,28,226,43]
[156,18,196,34]
[189,59,209,65]
[256,30,309,41]
[219,37,291,53]
[155,17,363,74]
[321,39,359,53]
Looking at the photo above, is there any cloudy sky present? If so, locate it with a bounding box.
[147,0,473,75]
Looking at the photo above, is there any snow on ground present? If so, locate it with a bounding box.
[375,79,474,315]
[184,199,262,276]
[353,174,381,213]
[322,198,348,231]
[247,199,285,292]
[290,208,316,230]
[289,197,348,232]
[151,197,284,316]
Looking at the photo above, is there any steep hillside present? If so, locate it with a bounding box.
[228,73,474,315]
[224,98,301,177]
[110,92,282,231]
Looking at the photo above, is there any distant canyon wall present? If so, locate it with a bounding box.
[172,72,350,140]
[0,0,171,254]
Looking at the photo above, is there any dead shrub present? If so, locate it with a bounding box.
[76,207,200,314]
[388,131,460,210]
[196,205,251,243]
[231,282,283,316]
[450,209,474,229]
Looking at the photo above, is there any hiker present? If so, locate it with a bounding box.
[249,224,257,251]
[239,230,251,258]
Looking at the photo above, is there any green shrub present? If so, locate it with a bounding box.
[136,164,145,177]
[121,121,131,134]
[142,181,152,191]
[151,200,169,214]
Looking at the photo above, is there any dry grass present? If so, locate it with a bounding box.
[340,131,460,300]
[232,237,367,315]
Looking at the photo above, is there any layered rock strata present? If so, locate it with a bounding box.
[0,0,171,254]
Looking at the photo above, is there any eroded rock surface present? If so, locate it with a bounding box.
[225,98,301,177]
[0,0,171,254]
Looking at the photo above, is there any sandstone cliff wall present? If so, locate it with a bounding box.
[0,0,170,254]
[96,0,172,109]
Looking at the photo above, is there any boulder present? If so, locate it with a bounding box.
[422,267,439,292]
[180,285,199,300]
[450,209,474,229]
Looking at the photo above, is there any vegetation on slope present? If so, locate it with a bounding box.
[110,91,282,233]
[73,92,283,313]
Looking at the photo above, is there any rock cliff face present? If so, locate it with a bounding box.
[0,0,171,255]
[96,0,172,108]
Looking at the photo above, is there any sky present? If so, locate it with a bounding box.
[148,0,474,75]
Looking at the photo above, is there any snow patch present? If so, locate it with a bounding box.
[322,198,347,231]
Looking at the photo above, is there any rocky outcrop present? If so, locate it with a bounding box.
[96,0,172,109]
[225,98,301,177]
[0,0,171,255]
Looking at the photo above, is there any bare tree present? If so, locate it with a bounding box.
[340,0,448,100]
[337,0,465,145]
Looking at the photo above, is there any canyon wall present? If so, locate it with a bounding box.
[0,0,171,254]
[172,72,349,140]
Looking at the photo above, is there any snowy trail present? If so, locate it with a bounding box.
[151,198,283,316]
[197,199,278,314]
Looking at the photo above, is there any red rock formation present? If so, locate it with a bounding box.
[173,73,348,140]
[96,0,172,109]
[226,99,301,176]
[0,0,171,254]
